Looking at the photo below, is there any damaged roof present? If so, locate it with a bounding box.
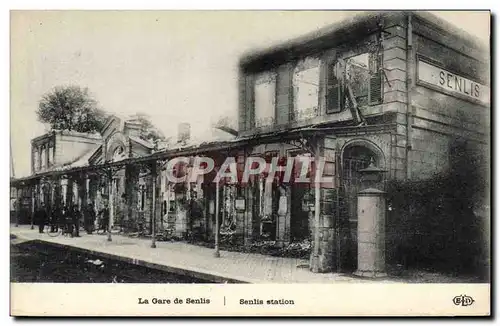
[240,11,489,72]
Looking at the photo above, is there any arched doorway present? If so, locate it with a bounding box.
[340,140,385,271]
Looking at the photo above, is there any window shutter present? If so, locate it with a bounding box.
[368,52,383,105]
[326,62,343,114]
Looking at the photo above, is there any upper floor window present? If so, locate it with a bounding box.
[346,53,370,106]
[292,57,320,121]
[40,146,46,169]
[47,146,53,166]
[326,51,383,114]
[254,72,276,128]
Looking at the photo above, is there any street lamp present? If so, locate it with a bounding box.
[106,170,113,242]
[214,176,220,258]
[151,163,157,249]
[30,184,36,230]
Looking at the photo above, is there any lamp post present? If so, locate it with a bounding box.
[107,169,113,242]
[214,176,220,258]
[31,184,36,230]
[151,162,157,249]
[354,158,388,278]
[15,187,20,227]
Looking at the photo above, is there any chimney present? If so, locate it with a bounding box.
[177,123,191,144]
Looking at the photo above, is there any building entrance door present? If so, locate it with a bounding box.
[289,151,313,243]
[290,184,312,242]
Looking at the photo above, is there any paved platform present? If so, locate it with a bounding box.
[11,224,478,284]
[10,224,388,284]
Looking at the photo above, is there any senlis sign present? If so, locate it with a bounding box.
[417,59,490,106]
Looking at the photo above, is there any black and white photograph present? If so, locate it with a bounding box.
[9,9,491,316]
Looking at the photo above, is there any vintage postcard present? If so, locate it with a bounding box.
[9,10,491,317]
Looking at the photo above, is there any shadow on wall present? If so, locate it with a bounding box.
[385,138,490,281]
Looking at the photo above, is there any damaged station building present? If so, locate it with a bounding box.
[11,11,490,278]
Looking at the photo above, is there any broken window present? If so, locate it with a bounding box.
[326,51,384,114]
[47,146,53,166]
[254,72,276,127]
[40,146,46,169]
[326,60,343,114]
[346,53,370,106]
[292,57,320,121]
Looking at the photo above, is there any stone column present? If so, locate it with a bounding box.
[353,161,388,278]
[275,185,291,247]
[155,167,162,233]
[310,188,337,273]
[85,177,90,204]
[145,169,154,235]
[15,187,21,227]
[32,148,36,174]
[51,179,56,207]
[309,140,341,273]
[109,178,115,227]
[354,188,387,278]
[243,184,253,246]
[125,165,139,228]
[72,178,79,208]
[31,185,36,229]
[61,178,68,207]
[151,162,158,248]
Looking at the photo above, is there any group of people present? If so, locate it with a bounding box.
[34,202,110,237]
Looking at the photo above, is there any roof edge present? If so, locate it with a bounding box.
[240,10,489,69]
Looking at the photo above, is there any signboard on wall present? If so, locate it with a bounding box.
[417,59,490,106]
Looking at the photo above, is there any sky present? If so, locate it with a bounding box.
[10,10,490,178]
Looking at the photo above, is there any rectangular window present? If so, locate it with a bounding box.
[327,51,384,114]
[346,53,370,106]
[254,72,276,127]
[40,147,46,169]
[47,146,53,166]
[292,57,320,121]
[326,61,343,114]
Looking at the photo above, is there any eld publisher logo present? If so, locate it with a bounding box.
[453,295,475,307]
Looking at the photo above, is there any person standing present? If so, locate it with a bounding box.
[63,205,73,237]
[72,204,81,237]
[35,203,48,233]
[84,202,96,234]
[99,204,110,233]
[50,205,61,232]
